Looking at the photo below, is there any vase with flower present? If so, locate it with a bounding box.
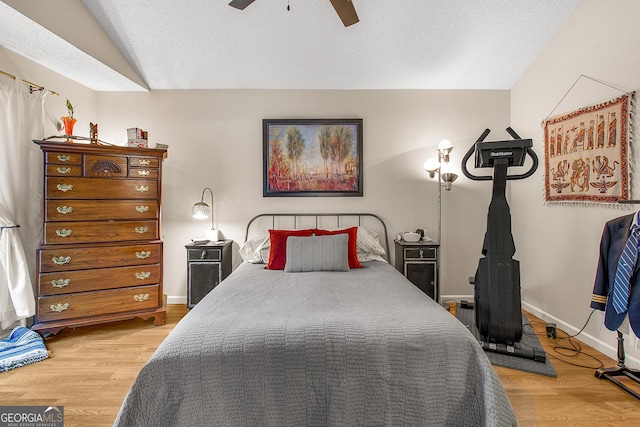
[61,98,76,142]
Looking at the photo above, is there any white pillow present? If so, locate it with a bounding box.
[356,227,387,263]
[239,235,270,263]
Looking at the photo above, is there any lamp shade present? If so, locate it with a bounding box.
[437,139,453,162]
[441,172,458,191]
[191,201,211,219]
[423,158,440,178]
[437,139,453,151]
[423,158,440,173]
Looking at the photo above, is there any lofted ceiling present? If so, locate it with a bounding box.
[0,0,581,92]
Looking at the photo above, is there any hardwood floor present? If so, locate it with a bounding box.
[1,306,639,426]
[0,306,188,426]
[496,314,640,426]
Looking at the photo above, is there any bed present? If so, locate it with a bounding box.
[115,213,516,426]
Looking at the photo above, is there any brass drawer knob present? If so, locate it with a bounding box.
[136,185,149,193]
[52,256,71,265]
[135,251,151,259]
[57,154,71,162]
[135,226,149,234]
[56,167,71,174]
[134,293,150,302]
[56,206,73,215]
[51,279,70,288]
[50,302,69,312]
[57,183,73,192]
[56,229,72,237]
[137,170,150,176]
[138,159,151,166]
[135,271,151,280]
[135,205,149,213]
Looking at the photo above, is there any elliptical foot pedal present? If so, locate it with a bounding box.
[479,340,546,363]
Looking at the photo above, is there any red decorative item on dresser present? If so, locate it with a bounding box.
[32,140,168,335]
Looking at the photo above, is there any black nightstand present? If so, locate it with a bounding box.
[394,240,440,301]
[185,240,233,308]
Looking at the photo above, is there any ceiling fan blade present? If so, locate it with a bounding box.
[229,0,256,10]
[328,0,359,27]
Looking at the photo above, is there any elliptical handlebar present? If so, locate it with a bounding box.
[462,129,492,181]
[462,127,539,182]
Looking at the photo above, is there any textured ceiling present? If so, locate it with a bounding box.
[0,0,582,91]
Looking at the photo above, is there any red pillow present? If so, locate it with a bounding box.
[314,227,362,269]
[266,229,315,270]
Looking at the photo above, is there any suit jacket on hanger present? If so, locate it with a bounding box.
[592,212,640,337]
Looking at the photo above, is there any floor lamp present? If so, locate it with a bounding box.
[423,139,457,243]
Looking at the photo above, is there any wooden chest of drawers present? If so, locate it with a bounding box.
[32,141,168,335]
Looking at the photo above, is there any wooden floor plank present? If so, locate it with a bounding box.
[1,306,639,426]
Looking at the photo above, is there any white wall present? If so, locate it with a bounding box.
[0,45,513,308]
[96,90,511,302]
[511,0,640,366]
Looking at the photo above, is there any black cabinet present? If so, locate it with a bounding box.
[185,240,232,308]
[394,240,439,301]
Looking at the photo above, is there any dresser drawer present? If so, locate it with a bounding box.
[130,157,159,168]
[37,284,160,322]
[46,164,82,177]
[46,200,158,221]
[38,243,162,272]
[85,155,128,177]
[404,247,437,260]
[46,152,82,165]
[46,177,158,199]
[39,264,161,295]
[44,220,158,244]
[129,167,159,179]
[188,248,222,261]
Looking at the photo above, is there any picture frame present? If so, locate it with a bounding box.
[263,118,363,197]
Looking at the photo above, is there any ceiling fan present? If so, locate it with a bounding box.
[228,0,359,27]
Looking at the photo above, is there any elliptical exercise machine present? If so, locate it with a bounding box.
[461,127,544,362]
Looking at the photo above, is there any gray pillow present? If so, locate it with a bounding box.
[284,234,350,272]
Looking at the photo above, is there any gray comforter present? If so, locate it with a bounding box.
[115,261,516,426]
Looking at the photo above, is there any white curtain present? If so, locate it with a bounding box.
[0,75,46,333]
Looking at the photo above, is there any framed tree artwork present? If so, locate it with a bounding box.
[263,118,363,197]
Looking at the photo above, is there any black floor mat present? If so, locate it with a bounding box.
[456,307,557,377]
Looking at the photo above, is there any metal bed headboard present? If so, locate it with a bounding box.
[245,213,390,262]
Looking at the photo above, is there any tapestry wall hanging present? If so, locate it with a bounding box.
[543,93,633,205]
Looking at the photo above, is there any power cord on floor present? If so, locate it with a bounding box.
[524,309,605,369]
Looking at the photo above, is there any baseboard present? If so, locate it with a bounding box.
[167,295,187,305]
[440,294,474,304]
[522,301,640,369]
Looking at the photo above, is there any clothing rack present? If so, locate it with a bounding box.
[596,204,640,399]
[0,69,59,96]
[595,331,640,399]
